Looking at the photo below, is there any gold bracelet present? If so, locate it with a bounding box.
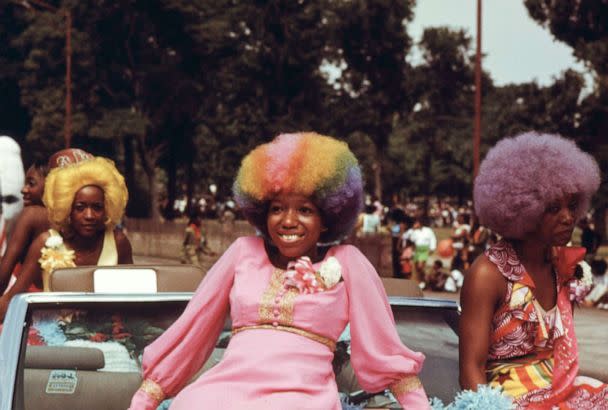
[390,375,422,397]
[139,378,166,403]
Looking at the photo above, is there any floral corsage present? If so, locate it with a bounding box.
[39,234,76,276]
[284,256,342,294]
[568,260,593,304]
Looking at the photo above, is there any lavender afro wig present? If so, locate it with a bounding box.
[474,132,600,239]
[233,132,364,243]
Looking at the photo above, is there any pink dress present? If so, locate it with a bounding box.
[129,236,429,409]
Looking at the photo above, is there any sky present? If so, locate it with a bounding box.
[408,0,588,86]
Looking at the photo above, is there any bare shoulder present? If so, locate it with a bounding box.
[16,206,48,227]
[113,229,133,264]
[31,230,51,250]
[113,229,132,251]
[461,254,507,306]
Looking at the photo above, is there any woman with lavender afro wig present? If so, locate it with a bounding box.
[459,132,606,408]
[130,132,430,410]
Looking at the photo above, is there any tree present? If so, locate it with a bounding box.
[525,0,608,238]
[388,27,481,209]
[324,0,416,201]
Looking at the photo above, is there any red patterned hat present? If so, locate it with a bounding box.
[48,148,93,169]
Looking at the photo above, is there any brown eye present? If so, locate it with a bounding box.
[269,204,282,214]
[546,204,560,214]
[299,206,313,215]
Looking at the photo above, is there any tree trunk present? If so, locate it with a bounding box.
[135,133,162,222]
[373,159,382,202]
[186,159,195,216]
[165,154,177,220]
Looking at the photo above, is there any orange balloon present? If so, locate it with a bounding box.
[437,238,454,258]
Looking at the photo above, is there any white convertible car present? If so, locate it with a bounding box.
[0,265,460,410]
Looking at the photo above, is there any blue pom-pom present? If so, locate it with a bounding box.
[156,399,172,410]
[451,385,514,410]
[430,385,514,410]
[429,396,446,410]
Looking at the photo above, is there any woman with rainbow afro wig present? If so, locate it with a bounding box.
[0,150,133,321]
[460,132,606,408]
[130,132,430,410]
[233,132,364,243]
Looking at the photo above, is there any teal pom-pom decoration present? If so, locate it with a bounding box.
[430,385,514,410]
[156,399,172,410]
[430,396,447,410]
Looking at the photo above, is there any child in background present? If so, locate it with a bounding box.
[181,214,215,267]
[399,239,415,280]
[427,260,457,292]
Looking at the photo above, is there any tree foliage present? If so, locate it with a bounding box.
[2,0,605,229]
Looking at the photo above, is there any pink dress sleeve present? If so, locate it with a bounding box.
[129,238,242,410]
[340,245,430,409]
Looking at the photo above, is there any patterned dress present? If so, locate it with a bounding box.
[485,240,608,409]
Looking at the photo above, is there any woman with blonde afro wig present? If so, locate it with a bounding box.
[129,132,430,410]
[43,156,128,231]
[0,151,133,321]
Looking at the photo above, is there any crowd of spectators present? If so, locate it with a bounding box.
[167,190,607,309]
[354,194,607,309]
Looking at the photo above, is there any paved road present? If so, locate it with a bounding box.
[133,254,608,381]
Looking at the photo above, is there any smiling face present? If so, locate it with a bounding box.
[70,185,107,238]
[532,193,580,246]
[266,193,325,267]
[21,166,45,207]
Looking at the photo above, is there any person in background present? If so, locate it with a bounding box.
[0,153,133,321]
[387,205,407,278]
[579,217,602,263]
[399,239,415,280]
[460,132,606,408]
[0,136,25,254]
[469,214,490,260]
[427,260,457,292]
[0,158,50,294]
[583,258,608,308]
[129,132,429,410]
[401,216,437,287]
[356,204,381,237]
[181,213,215,267]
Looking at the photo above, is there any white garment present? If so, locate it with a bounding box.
[0,136,24,223]
[450,269,465,288]
[362,214,381,234]
[585,275,608,304]
[402,227,437,251]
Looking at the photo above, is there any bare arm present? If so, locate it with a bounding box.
[115,229,133,264]
[0,232,48,322]
[0,207,48,293]
[459,254,506,390]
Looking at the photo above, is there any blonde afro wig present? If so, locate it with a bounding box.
[43,157,128,231]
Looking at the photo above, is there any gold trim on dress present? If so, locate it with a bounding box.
[389,375,422,397]
[232,324,336,351]
[259,268,297,325]
[139,378,166,403]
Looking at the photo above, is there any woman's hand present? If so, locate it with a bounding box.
[459,254,506,390]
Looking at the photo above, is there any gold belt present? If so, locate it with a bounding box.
[232,324,336,351]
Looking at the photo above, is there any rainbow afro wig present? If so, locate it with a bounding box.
[474,132,600,239]
[233,132,364,243]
